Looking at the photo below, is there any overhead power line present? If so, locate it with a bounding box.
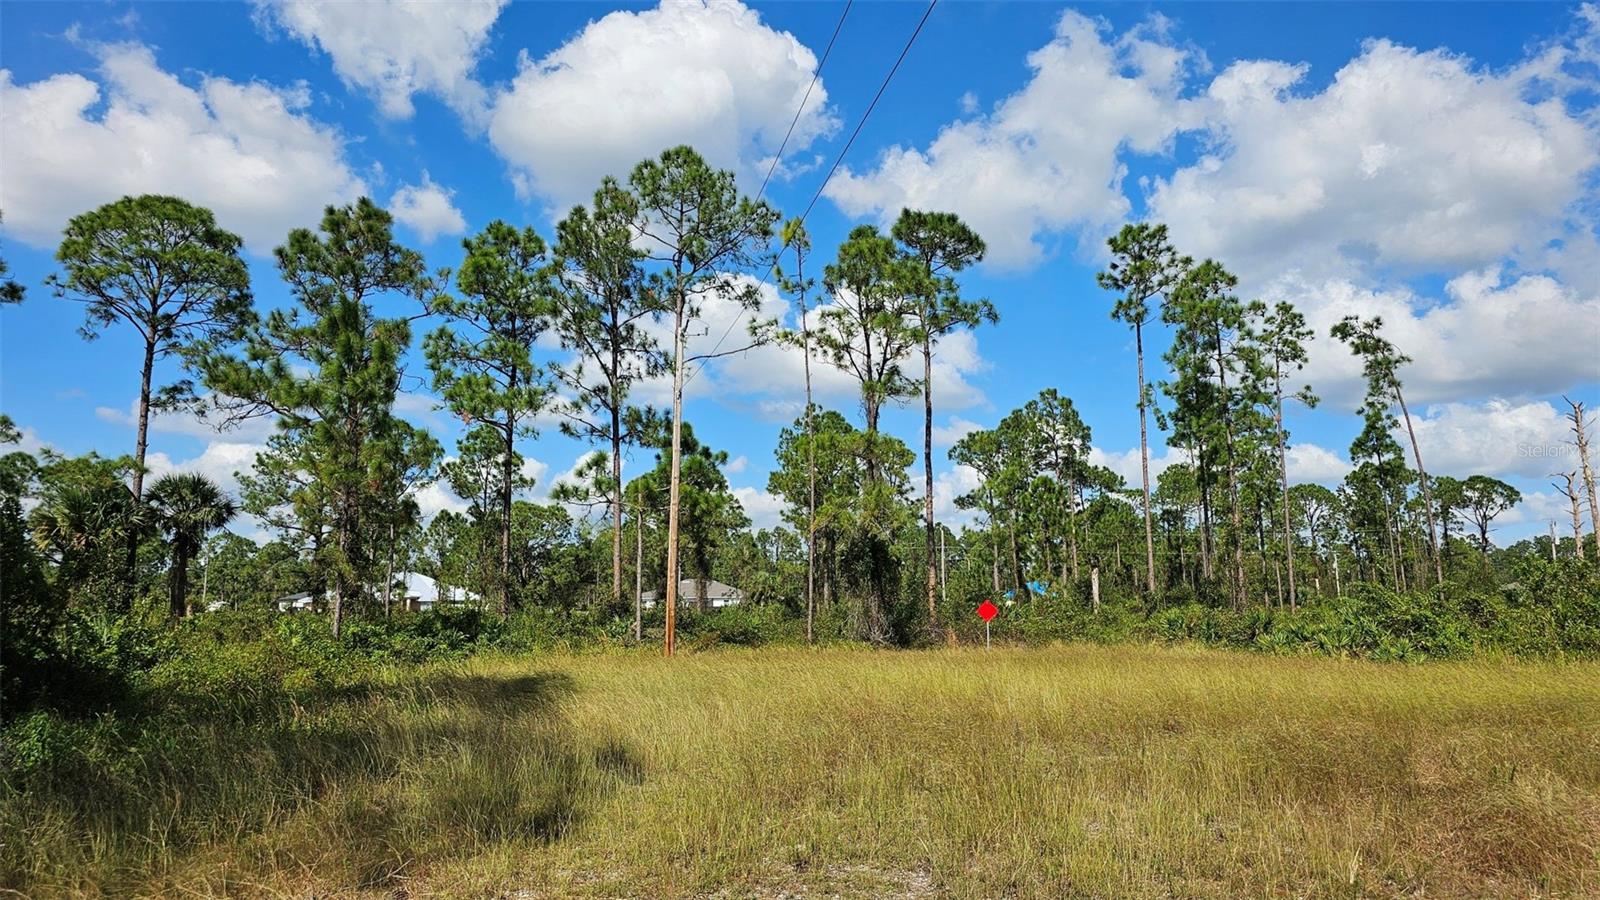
[755,0,853,203]
[685,0,939,389]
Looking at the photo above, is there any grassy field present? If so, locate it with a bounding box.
[7,644,1600,898]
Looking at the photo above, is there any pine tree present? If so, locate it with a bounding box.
[1097,224,1188,597]
[1333,315,1442,586]
[629,147,776,655]
[814,225,919,641]
[1020,389,1091,583]
[50,195,251,501]
[426,220,556,619]
[550,179,665,620]
[1165,260,1253,607]
[1256,301,1317,609]
[893,209,992,636]
[203,198,440,637]
[775,218,820,642]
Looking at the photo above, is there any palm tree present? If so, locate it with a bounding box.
[30,481,147,601]
[146,473,236,617]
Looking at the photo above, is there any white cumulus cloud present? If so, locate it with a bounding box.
[488,0,837,209]
[1285,444,1352,483]
[1399,398,1581,480]
[731,485,786,531]
[1151,31,1600,282]
[0,42,367,251]
[825,11,1197,270]
[389,174,467,242]
[933,416,983,447]
[254,0,506,124]
[1283,268,1600,408]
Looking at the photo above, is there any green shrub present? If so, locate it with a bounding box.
[677,603,798,647]
[497,606,632,652]
[2,609,175,720]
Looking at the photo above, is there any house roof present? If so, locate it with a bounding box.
[674,579,745,600]
[639,580,745,601]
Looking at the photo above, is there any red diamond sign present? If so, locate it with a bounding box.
[977,600,999,622]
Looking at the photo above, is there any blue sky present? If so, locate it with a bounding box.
[2,0,1598,544]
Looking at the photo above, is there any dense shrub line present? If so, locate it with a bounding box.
[987,557,1600,661]
[7,558,1595,730]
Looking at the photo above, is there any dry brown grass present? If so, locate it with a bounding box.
[6,644,1599,898]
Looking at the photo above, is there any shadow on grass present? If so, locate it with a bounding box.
[1,663,642,895]
[425,670,577,709]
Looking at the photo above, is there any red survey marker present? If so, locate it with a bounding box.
[977,600,998,622]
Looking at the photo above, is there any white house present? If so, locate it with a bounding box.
[640,579,746,609]
[273,576,482,614]
[392,572,481,612]
[275,591,317,613]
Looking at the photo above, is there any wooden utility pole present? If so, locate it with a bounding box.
[802,272,817,646]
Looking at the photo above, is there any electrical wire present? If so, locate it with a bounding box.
[683,0,939,388]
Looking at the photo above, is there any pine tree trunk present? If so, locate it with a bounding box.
[123,337,159,616]
[1568,400,1599,547]
[1275,372,1297,611]
[634,485,644,642]
[922,339,938,632]
[1394,385,1443,586]
[1563,474,1586,560]
[664,304,685,657]
[1213,328,1245,609]
[1009,517,1023,599]
[333,515,348,640]
[610,419,623,615]
[1197,439,1214,580]
[989,512,1001,593]
[1067,479,1080,581]
[822,531,834,612]
[1134,322,1157,594]
[133,339,155,500]
[501,415,515,620]
[862,391,887,642]
[385,522,396,617]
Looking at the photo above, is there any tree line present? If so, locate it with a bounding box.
[2,145,1597,657]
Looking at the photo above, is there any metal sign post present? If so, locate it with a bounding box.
[977,599,998,649]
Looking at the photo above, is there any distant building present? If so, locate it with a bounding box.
[273,576,482,614]
[640,579,746,609]
[390,572,481,612]
[275,591,317,613]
